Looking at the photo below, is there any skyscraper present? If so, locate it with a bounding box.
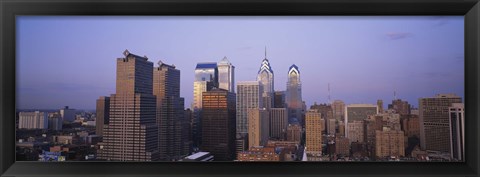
[153,61,188,161]
[257,48,274,109]
[192,62,218,148]
[449,103,464,161]
[388,99,411,115]
[269,108,288,140]
[419,94,462,153]
[248,108,270,148]
[98,50,159,161]
[286,64,302,124]
[95,96,110,136]
[217,56,235,93]
[305,109,322,156]
[201,89,236,161]
[236,81,263,135]
[274,91,286,108]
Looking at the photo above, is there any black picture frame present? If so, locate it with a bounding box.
[1,0,479,176]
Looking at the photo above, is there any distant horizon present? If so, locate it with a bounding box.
[17,16,464,110]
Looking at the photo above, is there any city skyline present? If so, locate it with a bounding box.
[17,16,464,110]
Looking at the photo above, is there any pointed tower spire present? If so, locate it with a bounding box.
[265,46,267,59]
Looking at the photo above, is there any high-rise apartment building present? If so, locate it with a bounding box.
[375,128,405,158]
[286,64,302,123]
[217,57,235,93]
[269,108,288,140]
[347,120,364,143]
[153,61,188,161]
[48,112,62,131]
[286,123,302,143]
[236,81,263,135]
[98,50,159,161]
[449,103,464,161]
[60,106,75,122]
[305,109,322,156]
[248,108,270,148]
[345,104,378,138]
[419,94,462,153]
[18,111,48,129]
[95,96,110,136]
[201,89,236,161]
[257,51,274,109]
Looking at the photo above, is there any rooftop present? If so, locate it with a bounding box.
[196,62,217,69]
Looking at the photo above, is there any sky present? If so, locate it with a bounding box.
[16,16,464,110]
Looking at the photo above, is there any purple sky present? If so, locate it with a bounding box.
[17,16,464,110]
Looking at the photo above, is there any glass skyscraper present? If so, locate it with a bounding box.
[218,56,235,93]
[257,50,274,109]
[285,64,302,123]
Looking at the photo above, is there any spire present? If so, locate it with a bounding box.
[265,46,267,59]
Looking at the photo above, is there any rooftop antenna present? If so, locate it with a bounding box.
[265,46,267,59]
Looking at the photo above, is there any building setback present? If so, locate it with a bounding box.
[201,89,236,161]
[98,50,159,161]
[419,94,462,153]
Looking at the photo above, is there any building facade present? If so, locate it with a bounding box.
[18,111,48,129]
[257,53,274,109]
[286,123,302,143]
[419,94,462,153]
[201,89,236,161]
[95,96,110,136]
[236,81,263,135]
[375,129,405,158]
[269,108,288,140]
[305,109,322,156]
[332,100,345,122]
[248,108,270,148]
[345,104,378,138]
[449,103,464,161]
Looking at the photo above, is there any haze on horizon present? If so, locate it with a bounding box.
[16,16,464,110]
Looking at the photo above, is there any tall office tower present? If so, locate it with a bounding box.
[269,108,288,140]
[305,109,322,156]
[18,111,48,129]
[377,100,384,114]
[98,50,159,161]
[332,100,345,122]
[449,103,464,161]
[192,62,218,148]
[217,56,235,92]
[274,91,286,108]
[48,112,62,131]
[347,120,365,143]
[60,106,75,122]
[153,61,188,161]
[286,64,302,123]
[375,128,405,158]
[236,81,263,135]
[257,49,274,109]
[388,99,411,115]
[248,108,270,148]
[95,96,110,136]
[345,104,378,138]
[419,94,462,152]
[310,103,334,120]
[201,89,236,161]
[286,123,302,143]
[184,108,194,154]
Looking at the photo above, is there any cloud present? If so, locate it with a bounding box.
[386,32,414,40]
